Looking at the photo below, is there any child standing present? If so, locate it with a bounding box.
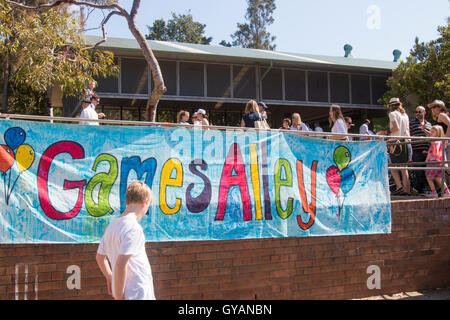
[426,125,450,198]
[96,181,155,300]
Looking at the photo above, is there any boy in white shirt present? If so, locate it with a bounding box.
[96,181,155,300]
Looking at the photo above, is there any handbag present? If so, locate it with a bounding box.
[388,139,408,163]
[254,113,270,130]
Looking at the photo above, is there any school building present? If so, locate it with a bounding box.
[63,36,398,129]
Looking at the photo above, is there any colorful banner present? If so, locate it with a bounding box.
[0,119,391,243]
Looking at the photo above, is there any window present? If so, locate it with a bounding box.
[285,69,306,101]
[122,107,140,121]
[207,64,231,98]
[371,76,389,105]
[308,71,328,102]
[261,68,282,100]
[157,109,177,123]
[159,61,177,96]
[233,66,256,99]
[351,75,371,105]
[103,106,121,122]
[330,73,350,103]
[121,58,149,95]
[180,62,204,97]
[95,58,119,93]
[209,111,226,126]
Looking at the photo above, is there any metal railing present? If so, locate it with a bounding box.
[1,113,449,197]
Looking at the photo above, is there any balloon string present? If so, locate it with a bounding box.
[3,173,6,203]
[7,169,11,200]
[6,172,21,205]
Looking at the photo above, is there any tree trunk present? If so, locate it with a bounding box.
[2,54,9,114]
[125,11,166,122]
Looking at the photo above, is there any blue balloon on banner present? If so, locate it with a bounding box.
[340,167,356,195]
[4,127,26,150]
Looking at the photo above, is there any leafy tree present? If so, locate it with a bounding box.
[0,0,119,115]
[222,0,277,50]
[4,0,167,122]
[146,18,169,41]
[381,19,449,113]
[146,12,212,45]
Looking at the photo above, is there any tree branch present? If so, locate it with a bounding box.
[83,10,124,50]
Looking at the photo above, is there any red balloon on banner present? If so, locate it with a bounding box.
[0,144,15,173]
[326,166,341,196]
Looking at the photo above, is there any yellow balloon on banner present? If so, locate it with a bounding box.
[16,144,35,172]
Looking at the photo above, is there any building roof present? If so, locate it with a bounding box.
[86,35,398,72]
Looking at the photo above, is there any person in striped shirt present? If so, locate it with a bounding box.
[409,106,432,194]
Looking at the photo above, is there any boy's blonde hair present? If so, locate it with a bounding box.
[431,125,445,138]
[125,181,153,205]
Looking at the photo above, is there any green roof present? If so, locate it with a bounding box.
[86,35,398,71]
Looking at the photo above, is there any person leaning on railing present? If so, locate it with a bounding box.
[378,98,411,196]
[328,104,348,141]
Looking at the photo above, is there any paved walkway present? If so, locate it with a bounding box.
[356,288,450,300]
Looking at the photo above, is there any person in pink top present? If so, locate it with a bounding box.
[426,125,450,198]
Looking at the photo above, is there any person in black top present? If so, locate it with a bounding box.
[241,100,262,128]
[409,106,432,194]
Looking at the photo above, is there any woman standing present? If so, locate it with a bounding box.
[381,98,411,195]
[241,100,262,128]
[328,104,348,140]
[290,113,309,131]
[177,110,190,124]
[195,109,209,126]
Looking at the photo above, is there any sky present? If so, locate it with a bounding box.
[84,0,449,62]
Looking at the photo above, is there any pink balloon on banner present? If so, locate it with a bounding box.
[0,145,15,173]
[326,166,341,196]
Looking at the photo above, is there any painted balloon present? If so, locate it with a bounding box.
[16,144,35,172]
[340,167,356,195]
[326,166,341,196]
[0,145,15,173]
[4,127,26,150]
[333,146,351,171]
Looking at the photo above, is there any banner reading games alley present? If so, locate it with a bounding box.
[0,119,391,243]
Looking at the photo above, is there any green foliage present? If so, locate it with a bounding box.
[223,0,277,50]
[0,0,119,114]
[146,12,212,45]
[381,19,449,113]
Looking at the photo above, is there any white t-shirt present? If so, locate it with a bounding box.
[290,123,309,131]
[97,215,155,300]
[332,118,348,134]
[359,123,369,135]
[389,110,410,137]
[79,106,99,125]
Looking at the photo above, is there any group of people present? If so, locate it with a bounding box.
[378,98,450,198]
[79,83,449,198]
[176,109,209,126]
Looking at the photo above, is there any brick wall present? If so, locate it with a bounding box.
[1,198,449,300]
